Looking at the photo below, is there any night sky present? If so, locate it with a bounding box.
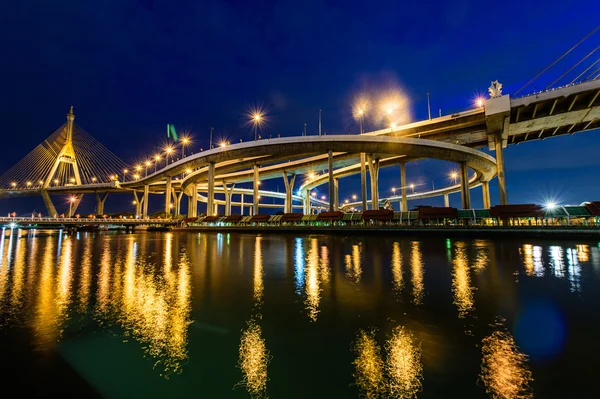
[1,1,599,215]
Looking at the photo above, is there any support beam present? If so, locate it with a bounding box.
[360,153,367,211]
[588,90,600,108]
[224,183,235,216]
[333,178,339,211]
[282,172,296,214]
[253,165,259,215]
[459,161,471,209]
[207,162,215,216]
[400,163,407,212]
[240,193,244,215]
[143,185,149,218]
[367,154,380,210]
[41,190,57,217]
[95,192,109,215]
[328,150,335,212]
[495,131,508,205]
[133,191,144,217]
[164,177,172,214]
[531,103,539,119]
[303,189,310,215]
[549,99,558,115]
[568,94,579,112]
[482,180,491,209]
[174,191,184,216]
[444,193,450,208]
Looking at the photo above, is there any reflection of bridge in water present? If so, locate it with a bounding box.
[1,79,599,220]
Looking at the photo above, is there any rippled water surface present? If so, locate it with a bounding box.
[0,229,599,398]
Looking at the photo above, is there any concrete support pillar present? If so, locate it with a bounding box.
[482,180,491,209]
[164,177,172,214]
[253,165,259,215]
[459,161,471,209]
[303,189,310,215]
[360,153,368,211]
[240,193,244,215]
[333,178,339,211]
[224,183,235,216]
[207,162,215,216]
[328,150,335,212]
[444,193,450,208]
[214,203,219,216]
[495,131,508,205]
[133,191,144,218]
[187,183,198,217]
[143,184,149,218]
[367,155,380,210]
[41,190,58,218]
[400,163,407,212]
[282,172,296,214]
[174,191,184,216]
[95,192,109,215]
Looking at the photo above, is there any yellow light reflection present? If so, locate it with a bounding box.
[305,239,321,322]
[96,237,191,377]
[10,233,27,309]
[237,320,270,398]
[576,244,589,262]
[385,326,423,398]
[78,237,92,312]
[253,236,264,305]
[391,242,403,293]
[345,244,363,283]
[35,236,60,349]
[472,240,490,273]
[410,242,424,305]
[520,244,544,277]
[480,329,533,399]
[452,242,475,317]
[353,329,385,399]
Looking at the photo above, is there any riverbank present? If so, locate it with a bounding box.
[173,225,600,239]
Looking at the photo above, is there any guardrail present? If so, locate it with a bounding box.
[0,217,178,225]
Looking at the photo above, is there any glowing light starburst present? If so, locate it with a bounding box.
[353,95,371,120]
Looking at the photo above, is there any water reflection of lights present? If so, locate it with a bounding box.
[410,242,424,305]
[480,327,533,399]
[353,329,385,399]
[566,248,581,292]
[238,320,270,398]
[345,244,363,283]
[472,240,490,273]
[452,242,474,317]
[391,242,403,293]
[576,244,589,262]
[549,246,566,279]
[385,326,423,398]
[305,239,321,321]
[254,236,264,305]
[521,244,544,277]
[294,238,304,294]
[78,238,92,312]
[353,327,423,399]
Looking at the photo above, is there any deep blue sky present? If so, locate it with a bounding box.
[0,1,599,214]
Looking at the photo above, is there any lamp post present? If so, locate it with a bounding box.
[410,183,415,194]
[181,137,190,158]
[252,113,262,141]
[154,155,161,173]
[145,161,151,177]
[165,147,173,167]
[123,169,128,182]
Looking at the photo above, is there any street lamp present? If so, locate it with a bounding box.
[11,182,16,188]
[165,146,174,167]
[154,155,161,173]
[91,177,97,182]
[352,194,357,201]
[26,181,32,188]
[449,172,458,183]
[344,199,349,204]
[392,187,396,196]
[123,169,128,182]
[145,160,151,176]
[133,174,140,180]
[181,137,191,158]
[54,179,59,186]
[410,183,415,194]
[321,195,326,200]
[251,111,264,141]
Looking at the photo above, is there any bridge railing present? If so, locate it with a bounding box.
[0,217,178,224]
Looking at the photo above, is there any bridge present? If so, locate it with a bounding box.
[0,77,598,219]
